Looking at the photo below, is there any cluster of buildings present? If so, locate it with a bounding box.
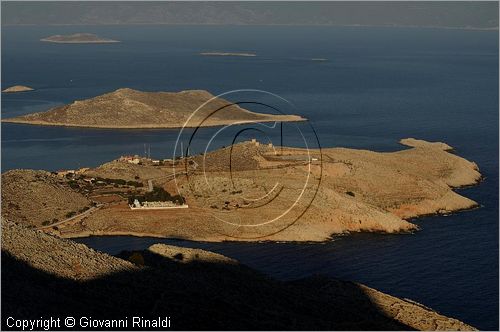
[130,199,188,210]
[56,167,89,177]
[251,138,273,148]
[119,155,142,164]
[119,155,164,165]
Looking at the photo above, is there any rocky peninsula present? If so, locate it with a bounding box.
[2,88,305,129]
[40,33,120,43]
[1,138,481,242]
[2,85,33,93]
[1,219,476,330]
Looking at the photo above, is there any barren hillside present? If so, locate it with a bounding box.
[2,88,305,128]
[1,170,92,228]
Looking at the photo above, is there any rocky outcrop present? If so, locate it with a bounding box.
[146,243,239,265]
[400,137,454,151]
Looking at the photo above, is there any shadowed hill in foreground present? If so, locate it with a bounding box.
[2,220,476,330]
[2,88,305,129]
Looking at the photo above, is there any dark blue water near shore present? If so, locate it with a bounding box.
[2,25,498,329]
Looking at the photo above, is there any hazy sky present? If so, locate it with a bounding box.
[2,1,498,29]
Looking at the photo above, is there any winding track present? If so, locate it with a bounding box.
[37,204,103,230]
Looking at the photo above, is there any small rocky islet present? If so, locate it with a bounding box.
[40,33,120,44]
[2,85,34,93]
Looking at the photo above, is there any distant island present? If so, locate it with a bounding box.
[2,85,34,93]
[40,33,120,44]
[1,88,305,129]
[200,52,256,57]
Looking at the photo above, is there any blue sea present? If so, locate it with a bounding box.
[2,25,498,330]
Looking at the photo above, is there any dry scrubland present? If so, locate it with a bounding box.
[1,138,481,242]
[84,160,169,182]
[1,170,92,228]
[1,220,476,330]
[2,88,304,128]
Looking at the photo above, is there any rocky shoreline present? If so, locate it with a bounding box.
[2,116,306,129]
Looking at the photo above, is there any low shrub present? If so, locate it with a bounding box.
[126,180,143,187]
[68,180,79,189]
[65,211,76,218]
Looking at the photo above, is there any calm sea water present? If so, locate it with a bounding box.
[2,25,498,329]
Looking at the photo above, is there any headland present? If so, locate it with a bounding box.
[1,138,481,242]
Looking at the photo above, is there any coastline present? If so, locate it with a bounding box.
[59,195,481,242]
[1,115,307,129]
[60,230,173,240]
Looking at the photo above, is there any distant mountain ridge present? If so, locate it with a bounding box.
[2,2,498,29]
